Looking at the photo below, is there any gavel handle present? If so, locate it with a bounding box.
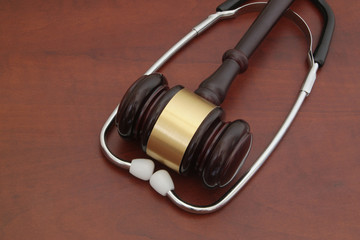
[195,0,295,105]
[235,0,295,57]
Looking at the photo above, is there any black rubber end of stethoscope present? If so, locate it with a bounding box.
[216,0,249,12]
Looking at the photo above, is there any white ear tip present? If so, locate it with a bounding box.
[129,158,155,181]
[150,170,174,196]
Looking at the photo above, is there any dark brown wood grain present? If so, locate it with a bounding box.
[1,0,359,239]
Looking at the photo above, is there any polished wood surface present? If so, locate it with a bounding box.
[1,0,359,239]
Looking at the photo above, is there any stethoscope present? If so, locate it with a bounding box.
[100,0,334,214]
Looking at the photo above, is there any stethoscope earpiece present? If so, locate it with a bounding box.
[150,170,175,197]
[129,158,155,181]
[128,158,174,197]
[100,0,334,214]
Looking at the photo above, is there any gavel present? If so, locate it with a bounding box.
[115,0,295,188]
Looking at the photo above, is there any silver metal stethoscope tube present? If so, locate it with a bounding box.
[100,2,320,213]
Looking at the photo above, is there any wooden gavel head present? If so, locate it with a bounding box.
[115,73,252,188]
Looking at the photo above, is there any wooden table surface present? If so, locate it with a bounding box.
[1,0,359,239]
